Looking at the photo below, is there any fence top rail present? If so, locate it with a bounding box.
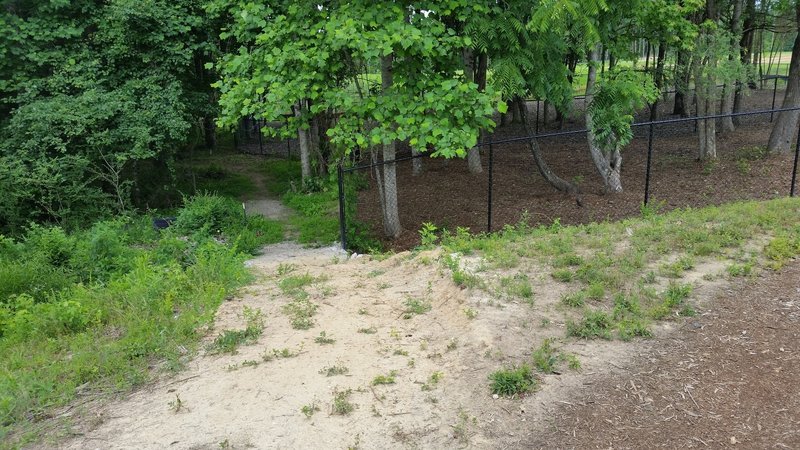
[342,105,800,173]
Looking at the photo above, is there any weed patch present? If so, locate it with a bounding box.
[489,364,538,397]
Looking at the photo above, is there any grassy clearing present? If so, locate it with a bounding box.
[0,194,283,445]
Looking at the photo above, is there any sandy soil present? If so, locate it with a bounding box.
[47,231,799,450]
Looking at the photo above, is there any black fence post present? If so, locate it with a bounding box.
[257,119,264,155]
[487,143,494,233]
[337,164,347,250]
[644,121,655,206]
[771,77,779,122]
[285,115,292,158]
[535,100,540,135]
[233,124,239,153]
[792,124,800,197]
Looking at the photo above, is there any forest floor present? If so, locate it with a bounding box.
[357,89,798,250]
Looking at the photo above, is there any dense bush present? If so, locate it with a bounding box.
[0,194,282,443]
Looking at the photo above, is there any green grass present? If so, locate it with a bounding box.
[531,339,559,374]
[331,389,355,415]
[208,325,262,354]
[177,165,258,200]
[261,159,380,251]
[437,198,800,345]
[371,371,397,386]
[0,195,260,445]
[566,310,614,340]
[499,273,534,300]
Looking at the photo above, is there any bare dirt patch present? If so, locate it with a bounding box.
[49,234,799,449]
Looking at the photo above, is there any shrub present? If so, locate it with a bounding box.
[173,193,245,237]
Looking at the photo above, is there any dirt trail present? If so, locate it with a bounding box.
[50,235,799,450]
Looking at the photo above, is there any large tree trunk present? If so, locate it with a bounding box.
[721,0,744,132]
[463,48,482,174]
[295,101,312,181]
[380,55,401,238]
[586,48,623,193]
[695,1,719,160]
[767,2,800,153]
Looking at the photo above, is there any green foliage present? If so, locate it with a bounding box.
[489,364,538,397]
[403,298,433,319]
[531,339,559,374]
[588,68,658,152]
[418,222,440,248]
[172,193,283,255]
[212,1,499,159]
[0,195,271,442]
[0,1,221,230]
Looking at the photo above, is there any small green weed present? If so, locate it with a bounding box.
[421,371,444,391]
[418,222,440,247]
[403,297,432,319]
[207,308,264,354]
[726,262,753,277]
[489,364,538,397]
[371,371,397,385]
[319,363,349,377]
[301,400,320,418]
[357,326,377,334]
[566,310,613,340]
[499,273,533,300]
[616,318,653,341]
[532,339,559,374]
[331,389,355,415]
[560,291,585,307]
[314,331,336,345]
[282,298,318,330]
[551,269,574,282]
[464,307,478,319]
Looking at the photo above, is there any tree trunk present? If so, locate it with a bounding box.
[694,1,719,160]
[650,42,667,121]
[735,0,757,118]
[464,48,482,174]
[203,117,217,152]
[767,2,800,154]
[380,54,401,238]
[586,47,623,193]
[722,0,744,132]
[673,50,691,116]
[295,101,312,181]
[519,106,580,199]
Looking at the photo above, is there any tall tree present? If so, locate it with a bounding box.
[767,0,800,153]
[0,0,219,230]
[212,1,499,238]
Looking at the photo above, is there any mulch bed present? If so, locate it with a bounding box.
[526,260,800,449]
[353,89,797,250]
